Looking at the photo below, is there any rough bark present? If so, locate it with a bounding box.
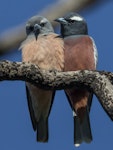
[0,60,113,120]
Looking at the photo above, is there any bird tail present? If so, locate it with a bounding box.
[74,108,92,147]
[37,117,48,142]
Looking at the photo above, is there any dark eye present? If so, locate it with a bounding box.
[26,24,34,35]
[26,25,33,31]
[40,22,46,27]
[68,19,75,24]
[30,26,34,31]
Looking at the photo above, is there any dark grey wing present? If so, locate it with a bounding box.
[48,90,56,116]
[64,90,73,109]
[36,90,56,142]
[88,92,93,112]
[64,90,92,146]
[25,85,37,131]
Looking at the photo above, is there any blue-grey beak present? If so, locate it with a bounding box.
[54,18,68,24]
[34,24,41,40]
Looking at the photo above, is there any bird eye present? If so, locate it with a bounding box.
[30,26,34,31]
[26,25,34,31]
[68,19,75,24]
[26,24,34,35]
[40,22,46,27]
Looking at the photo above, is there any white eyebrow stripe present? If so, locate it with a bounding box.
[70,16,83,21]
[40,18,47,23]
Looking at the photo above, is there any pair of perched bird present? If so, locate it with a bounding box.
[20,12,98,147]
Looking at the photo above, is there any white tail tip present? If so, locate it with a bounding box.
[75,143,80,147]
[73,111,77,117]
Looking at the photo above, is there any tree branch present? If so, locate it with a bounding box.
[0,60,113,121]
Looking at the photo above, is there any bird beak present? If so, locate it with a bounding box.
[34,24,41,40]
[54,18,68,24]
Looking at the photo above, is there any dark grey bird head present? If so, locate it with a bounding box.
[26,15,54,40]
[55,12,88,37]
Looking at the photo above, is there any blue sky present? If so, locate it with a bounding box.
[0,0,113,150]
